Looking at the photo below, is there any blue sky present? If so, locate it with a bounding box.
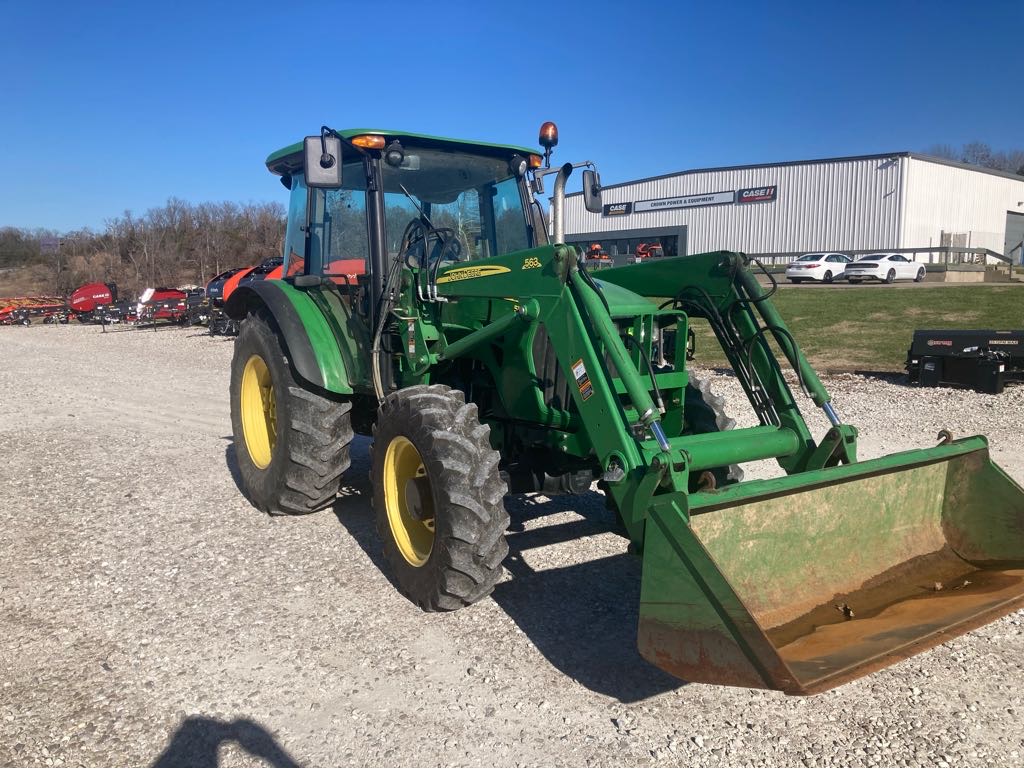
[2,0,1021,232]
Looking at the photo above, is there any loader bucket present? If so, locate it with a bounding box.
[638,437,1024,695]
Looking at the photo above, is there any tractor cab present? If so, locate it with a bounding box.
[265,131,550,311]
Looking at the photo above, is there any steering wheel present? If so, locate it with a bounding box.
[400,219,467,269]
[435,228,466,264]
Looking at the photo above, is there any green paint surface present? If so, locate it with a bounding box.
[267,128,539,172]
[269,280,353,394]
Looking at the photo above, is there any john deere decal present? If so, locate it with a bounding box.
[435,265,512,284]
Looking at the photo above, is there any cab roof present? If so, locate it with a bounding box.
[266,128,539,176]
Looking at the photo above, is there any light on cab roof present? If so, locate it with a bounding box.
[351,135,386,149]
[538,121,559,149]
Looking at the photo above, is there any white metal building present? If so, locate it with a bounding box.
[563,153,1024,264]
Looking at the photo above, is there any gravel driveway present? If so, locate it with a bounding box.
[1,324,1022,767]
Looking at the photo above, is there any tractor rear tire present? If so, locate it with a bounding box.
[230,311,353,515]
[684,376,744,489]
[371,385,508,611]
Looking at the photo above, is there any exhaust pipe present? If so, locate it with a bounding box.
[550,162,574,245]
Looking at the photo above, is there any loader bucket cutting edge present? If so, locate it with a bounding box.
[638,437,1024,695]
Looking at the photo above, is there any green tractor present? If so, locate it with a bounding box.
[226,123,1024,695]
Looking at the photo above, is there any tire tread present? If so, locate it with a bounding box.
[371,385,508,611]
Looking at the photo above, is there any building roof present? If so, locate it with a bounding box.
[567,151,1024,197]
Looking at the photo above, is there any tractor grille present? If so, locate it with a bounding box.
[532,326,574,413]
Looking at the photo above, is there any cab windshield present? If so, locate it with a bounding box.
[381,148,531,260]
[301,147,533,280]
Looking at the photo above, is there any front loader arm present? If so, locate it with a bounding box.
[598,251,857,471]
[421,245,806,543]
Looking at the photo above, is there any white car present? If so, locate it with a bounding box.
[845,253,926,284]
[785,253,852,283]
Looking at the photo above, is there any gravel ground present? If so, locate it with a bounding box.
[1,323,1022,768]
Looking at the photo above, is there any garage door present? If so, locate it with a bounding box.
[1005,211,1024,263]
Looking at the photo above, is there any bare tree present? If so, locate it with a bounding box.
[961,141,993,168]
[925,143,959,160]
[4,197,286,297]
[926,141,1024,176]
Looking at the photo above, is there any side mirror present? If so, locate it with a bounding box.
[582,169,602,214]
[304,135,343,188]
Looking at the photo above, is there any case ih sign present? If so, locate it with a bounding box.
[605,185,779,216]
[634,191,735,213]
[602,202,633,216]
[737,185,778,203]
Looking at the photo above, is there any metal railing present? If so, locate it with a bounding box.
[753,245,1012,266]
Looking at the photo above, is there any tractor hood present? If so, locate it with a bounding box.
[590,278,658,318]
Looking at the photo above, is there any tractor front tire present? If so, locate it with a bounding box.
[371,385,508,611]
[230,311,353,515]
[684,376,745,489]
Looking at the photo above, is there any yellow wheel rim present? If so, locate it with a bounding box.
[383,436,435,567]
[240,354,276,469]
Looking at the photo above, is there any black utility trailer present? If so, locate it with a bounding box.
[906,329,1024,394]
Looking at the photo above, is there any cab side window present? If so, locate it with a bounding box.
[308,160,370,279]
[490,177,529,255]
[283,174,308,276]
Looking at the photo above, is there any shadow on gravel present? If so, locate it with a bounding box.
[186,331,238,341]
[504,490,606,532]
[228,433,376,523]
[153,716,301,767]
[330,482,684,703]
[329,440,394,576]
[224,443,242,490]
[492,493,684,703]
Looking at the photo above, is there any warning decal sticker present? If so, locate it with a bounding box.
[572,358,594,401]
